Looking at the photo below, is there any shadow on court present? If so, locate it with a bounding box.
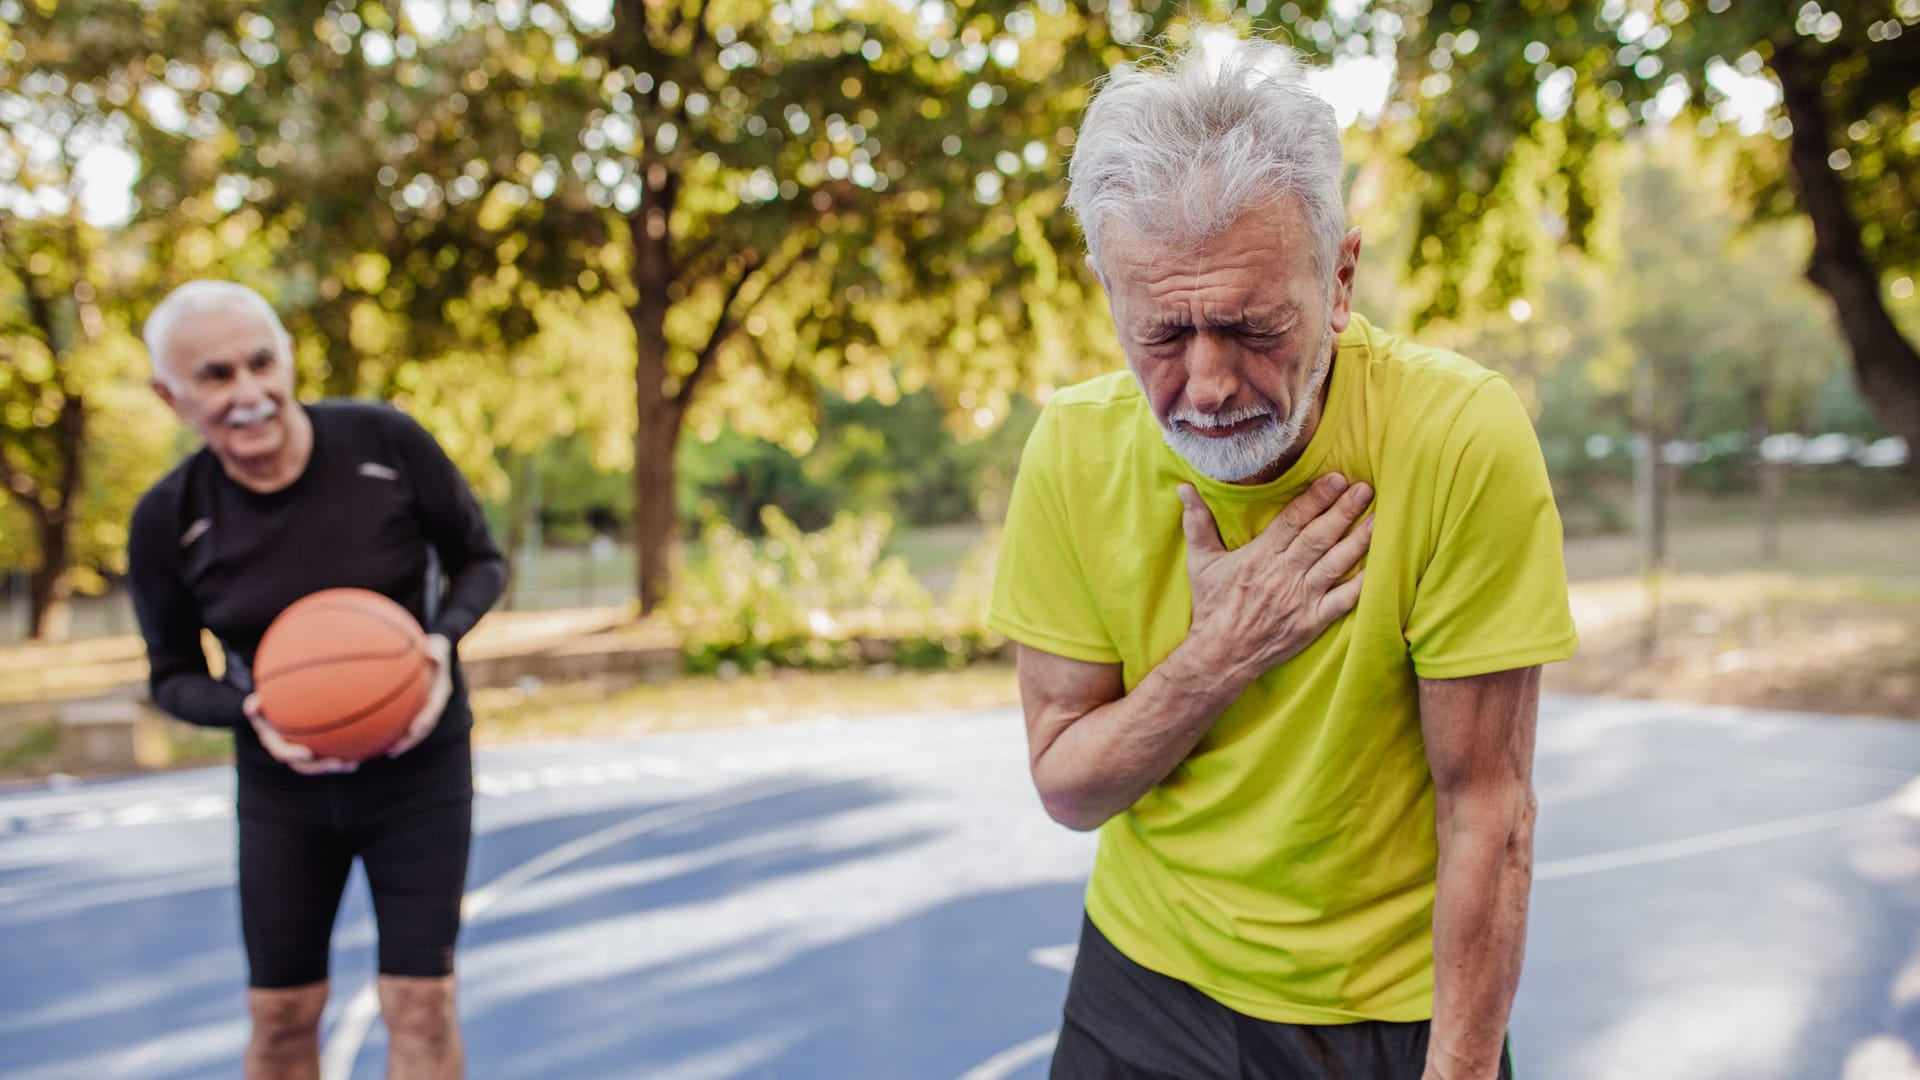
[1515,700,1920,1079]
[453,882,1084,1080]
[0,862,242,1077]
[339,776,1081,1079]
[6,701,1919,1080]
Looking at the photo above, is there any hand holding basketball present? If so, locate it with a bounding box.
[385,633,452,759]
[252,588,439,762]
[244,695,359,774]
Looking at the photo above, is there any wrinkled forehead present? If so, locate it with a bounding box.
[1099,207,1323,320]
[1098,199,1319,287]
[161,303,286,378]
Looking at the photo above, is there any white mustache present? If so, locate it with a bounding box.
[226,399,280,427]
[1170,405,1273,430]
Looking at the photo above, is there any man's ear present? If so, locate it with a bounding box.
[151,378,184,419]
[1329,227,1362,333]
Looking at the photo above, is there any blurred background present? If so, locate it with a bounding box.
[2,0,1917,767]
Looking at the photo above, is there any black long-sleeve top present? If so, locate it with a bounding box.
[128,400,508,774]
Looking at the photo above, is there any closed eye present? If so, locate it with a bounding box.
[1238,320,1293,340]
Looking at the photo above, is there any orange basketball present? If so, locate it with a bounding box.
[253,588,432,762]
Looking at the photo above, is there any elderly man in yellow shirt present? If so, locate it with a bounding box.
[988,32,1578,1080]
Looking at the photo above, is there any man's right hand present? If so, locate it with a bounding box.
[1178,472,1373,692]
[243,694,358,775]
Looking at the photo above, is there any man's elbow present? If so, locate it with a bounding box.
[1031,760,1116,832]
[1040,793,1112,832]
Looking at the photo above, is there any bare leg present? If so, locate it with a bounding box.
[378,973,463,1079]
[245,981,328,1080]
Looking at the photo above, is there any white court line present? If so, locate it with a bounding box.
[1535,797,1895,880]
[319,778,822,1080]
[956,1031,1060,1080]
[321,730,1018,1080]
[1027,944,1077,973]
[952,791,1910,1080]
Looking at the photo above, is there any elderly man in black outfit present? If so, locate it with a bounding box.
[128,280,506,1079]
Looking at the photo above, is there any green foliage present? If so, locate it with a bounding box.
[675,389,1041,536]
[12,0,1909,622]
[390,291,638,500]
[0,214,179,613]
[1378,0,1920,321]
[1405,135,1857,528]
[671,507,999,673]
[1370,0,1920,483]
[58,367,181,591]
[678,426,837,534]
[806,391,1039,525]
[100,0,1192,604]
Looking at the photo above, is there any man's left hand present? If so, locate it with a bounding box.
[387,633,452,758]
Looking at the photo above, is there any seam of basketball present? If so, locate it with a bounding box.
[277,597,425,646]
[254,592,427,687]
[256,647,419,686]
[270,656,433,735]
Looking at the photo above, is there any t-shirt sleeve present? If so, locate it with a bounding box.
[387,407,508,644]
[987,403,1121,664]
[127,489,247,728]
[1405,377,1579,680]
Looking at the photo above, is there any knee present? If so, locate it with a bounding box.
[380,976,460,1045]
[249,984,327,1043]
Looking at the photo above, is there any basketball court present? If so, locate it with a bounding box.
[2,694,1917,1079]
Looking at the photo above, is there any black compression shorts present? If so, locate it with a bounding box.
[236,739,473,989]
[1051,914,1515,1080]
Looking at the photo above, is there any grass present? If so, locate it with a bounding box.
[0,666,1020,780]
[1549,500,1920,719]
[1561,506,1920,584]
[0,720,58,776]
[469,664,1020,744]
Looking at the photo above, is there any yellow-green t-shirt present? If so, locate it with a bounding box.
[987,313,1578,1024]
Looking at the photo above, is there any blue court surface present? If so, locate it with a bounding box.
[2,695,1917,1080]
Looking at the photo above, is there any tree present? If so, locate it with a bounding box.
[1379,0,1920,473]
[142,0,1158,613]
[0,2,226,640]
[0,217,95,641]
[524,0,1137,611]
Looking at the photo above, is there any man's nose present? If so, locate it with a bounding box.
[1184,333,1241,415]
[231,365,267,402]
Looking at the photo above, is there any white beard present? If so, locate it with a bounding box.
[1151,332,1333,483]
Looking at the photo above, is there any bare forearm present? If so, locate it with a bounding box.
[1031,642,1249,830]
[1426,790,1535,1080]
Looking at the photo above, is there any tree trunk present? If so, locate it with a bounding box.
[28,513,72,643]
[24,393,85,643]
[632,367,682,615]
[1772,44,1920,478]
[631,207,682,615]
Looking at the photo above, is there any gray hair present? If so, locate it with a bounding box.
[1065,33,1346,282]
[143,280,291,388]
